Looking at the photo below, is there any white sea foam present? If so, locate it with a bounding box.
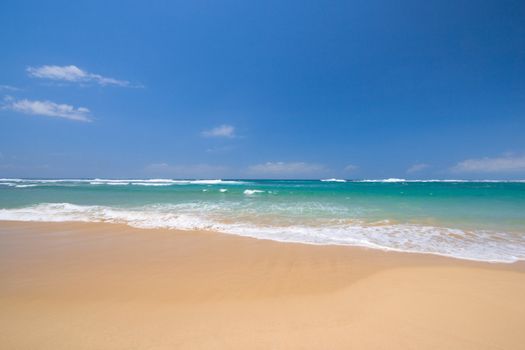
[90,179,238,185]
[0,178,247,187]
[0,178,83,183]
[360,178,406,183]
[219,188,228,192]
[1,178,524,185]
[244,189,264,195]
[190,179,236,184]
[0,182,39,188]
[1,203,523,263]
[355,179,525,183]
[131,183,173,186]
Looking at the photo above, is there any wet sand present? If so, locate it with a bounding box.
[1,221,524,349]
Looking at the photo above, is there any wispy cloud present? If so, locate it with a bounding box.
[0,84,20,91]
[201,124,236,138]
[247,161,326,177]
[451,155,525,173]
[407,163,429,173]
[26,65,137,87]
[3,98,92,122]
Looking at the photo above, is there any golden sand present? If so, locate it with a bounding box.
[1,221,524,349]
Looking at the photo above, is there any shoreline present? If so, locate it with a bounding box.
[1,221,525,349]
[0,219,523,265]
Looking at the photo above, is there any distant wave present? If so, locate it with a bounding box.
[360,178,406,183]
[244,189,265,195]
[0,202,524,263]
[355,179,525,183]
[0,178,247,187]
[1,178,524,185]
[0,182,37,188]
[321,178,347,182]
[131,183,173,186]
[90,181,130,186]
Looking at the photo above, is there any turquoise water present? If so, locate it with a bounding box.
[1,178,525,262]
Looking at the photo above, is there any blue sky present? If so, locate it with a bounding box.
[1,0,524,179]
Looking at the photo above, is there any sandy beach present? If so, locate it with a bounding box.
[1,221,525,349]
[3,0,524,348]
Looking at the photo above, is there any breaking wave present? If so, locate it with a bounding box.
[0,202,524,263]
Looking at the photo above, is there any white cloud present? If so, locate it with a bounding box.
[344,164,358,172]
[201,124,235,138]
[26,65,135,87]
[4,98,92,122]
[0,85,20,91]
[451,155,525,173]
[248,161,326,177]
[407,163,429,173]
[145,163,230,178]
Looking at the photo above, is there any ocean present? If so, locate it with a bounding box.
[1,178,524,263]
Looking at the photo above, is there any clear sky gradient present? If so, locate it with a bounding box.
[1,0,524,179]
